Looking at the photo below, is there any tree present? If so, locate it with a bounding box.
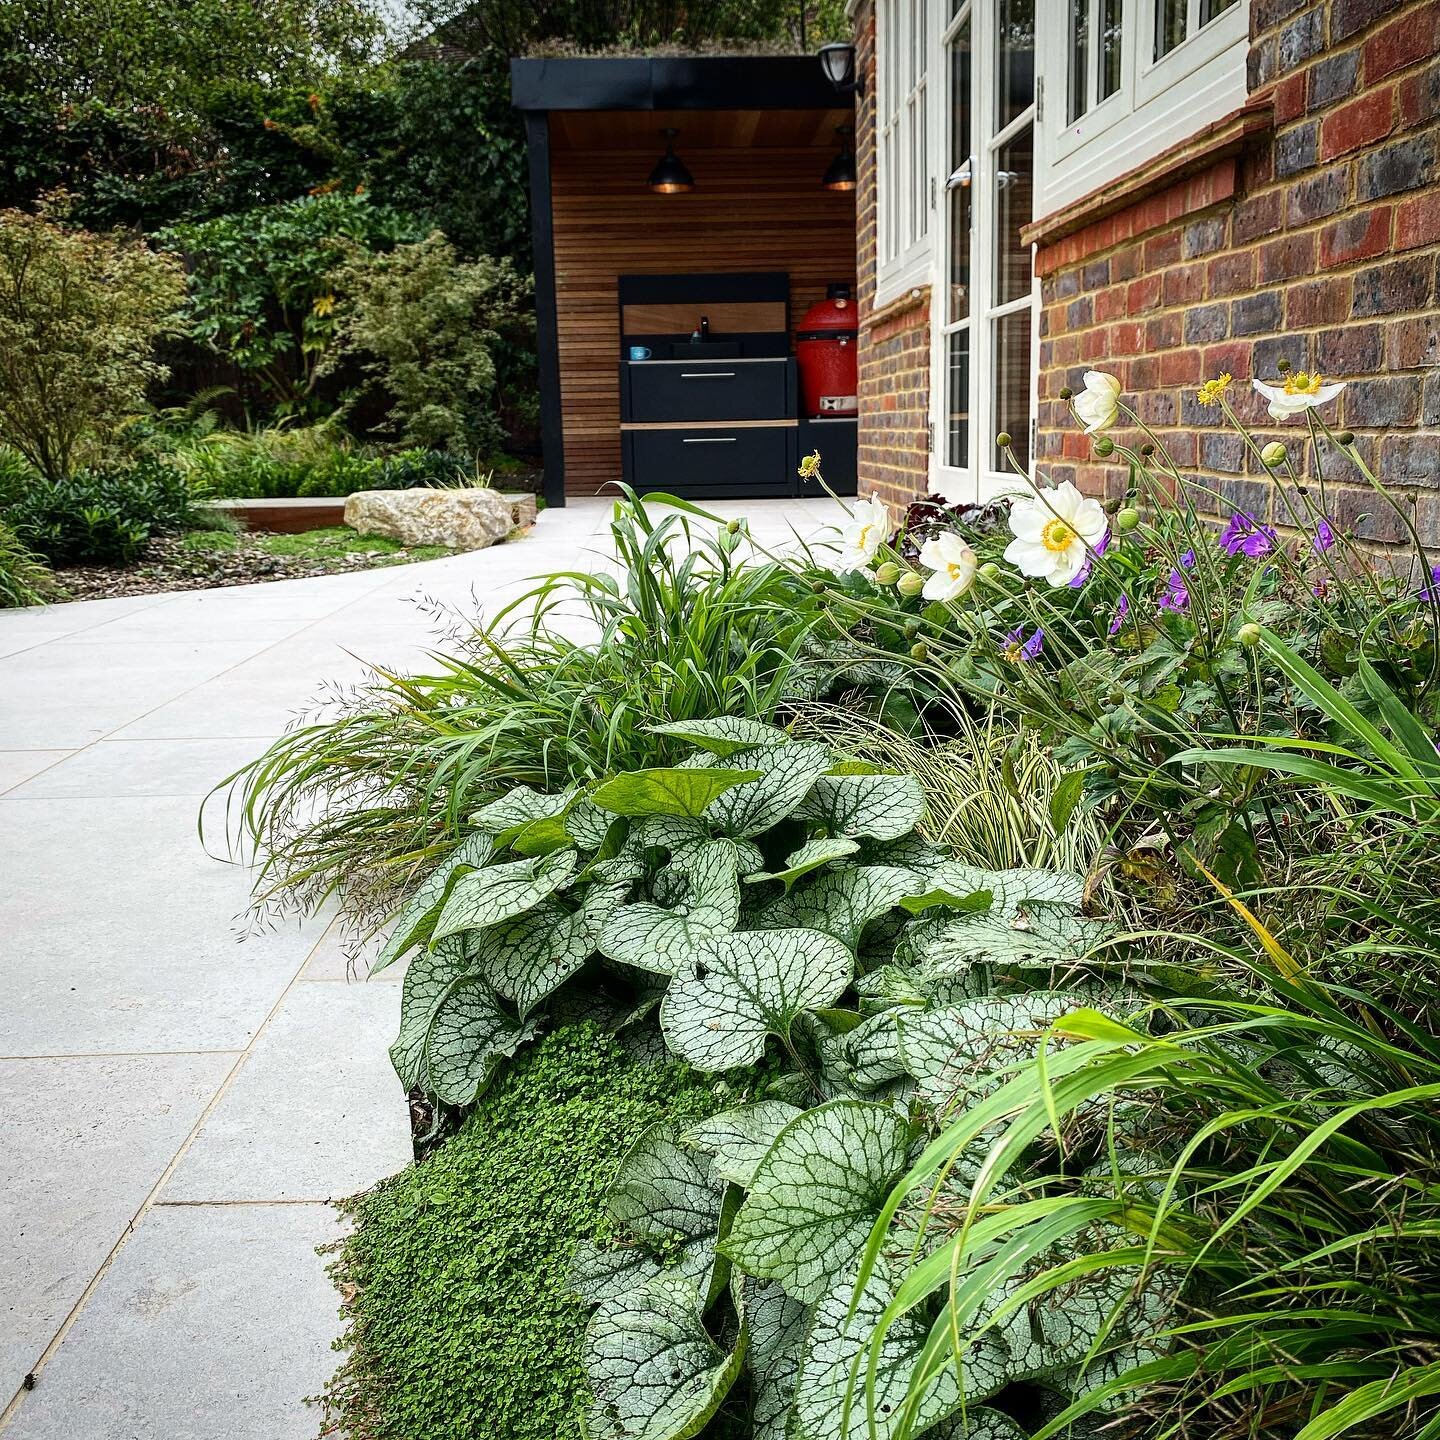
[0,205,184,479]
[325,232,535,457]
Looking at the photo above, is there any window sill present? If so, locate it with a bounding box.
[864,282,930,331]
[1023,94,1273,254]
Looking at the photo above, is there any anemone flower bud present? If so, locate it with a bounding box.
[897,572,924,598]
[1260,442,1287,468]
[874,561,901,585]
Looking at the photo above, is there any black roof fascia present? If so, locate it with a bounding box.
[509,55,843,113]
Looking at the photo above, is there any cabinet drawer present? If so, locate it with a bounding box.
[625,360,790,423]
[626,426,794,497]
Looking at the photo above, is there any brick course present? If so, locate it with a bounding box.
[1033,0,1440,530]
[853,0,933,512]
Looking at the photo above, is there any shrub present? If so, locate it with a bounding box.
[6,458,208,566]
[159,192,422,414]
[0,517,55,606]
[325,232,534,458]
[323,1023,724,1440]
[0,205,184,479]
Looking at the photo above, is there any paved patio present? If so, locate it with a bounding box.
[0,495,835,1439]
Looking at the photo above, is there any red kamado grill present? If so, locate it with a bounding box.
[796,283,858,418]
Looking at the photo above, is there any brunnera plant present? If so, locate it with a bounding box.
[365,717,1169,1440]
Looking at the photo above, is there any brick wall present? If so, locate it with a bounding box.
[853,0,934,512]
[1036,0,1440,545]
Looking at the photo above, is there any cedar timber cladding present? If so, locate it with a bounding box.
[549,128,855,497]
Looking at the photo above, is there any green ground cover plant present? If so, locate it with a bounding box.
[179,526,451,563]
[323,1023,727,1440]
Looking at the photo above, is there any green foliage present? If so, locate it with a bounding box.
[223,494,830,925]
[164,422,477,498]
[159,193,423,413]
[4,458,209,566]
[322,1023,724,1440]
[325,231,534,457]
[0,207,184,479]
[0,515,54,606]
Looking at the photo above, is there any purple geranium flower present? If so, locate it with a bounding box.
[1219,512,1277,558]
[1003,625,1044,661]
[1158,569,1191,613]
[1179,547,1196,568]
[1421,564,1440,602]
[1312,518,1336,554]
[1108,594,1130,636]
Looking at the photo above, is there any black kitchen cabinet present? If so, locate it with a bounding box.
[623,357,793,424]
[624,426,796,498]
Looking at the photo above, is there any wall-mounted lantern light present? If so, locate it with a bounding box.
[647,128,694,193]
[822,125,857,191]
[817,42,864,97]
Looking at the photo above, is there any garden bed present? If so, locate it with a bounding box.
[49,526,456,602]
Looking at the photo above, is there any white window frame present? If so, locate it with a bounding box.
[874,0,932,307]
[1037,0,1249,216]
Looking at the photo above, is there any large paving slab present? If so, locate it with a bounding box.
[0,496,838,1436]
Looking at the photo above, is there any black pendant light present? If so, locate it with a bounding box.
[822,125,857,192]
[648,128,694,194]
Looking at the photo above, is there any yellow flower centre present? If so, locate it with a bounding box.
[1041,518,1076,552]
[946,561,965,580]
[1197,373,1232,406]
[1283,371,1324,395]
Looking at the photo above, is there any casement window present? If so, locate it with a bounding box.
[1037,0,1249,214]
[875,0,931,304]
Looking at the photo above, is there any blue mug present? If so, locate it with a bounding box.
[628,345,652,361]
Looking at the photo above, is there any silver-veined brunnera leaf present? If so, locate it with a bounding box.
[739,1276,811,1440]
[796,772,926,841]
[916,904,1112,973]
[648,716,792,757]
[598,839,742,975]
[431,847,578,942]
[722,1100,910,1304]
[370,832,493,975]
[591,766,761,818]
[697,741,834,836]
[744,836,861,889]
[792,1255,1009,1440]
[583,1275,746,1440]
[421,974,538,1105]
[471,881,627,1016]
[680,1100,803,1188]
[755,865,921,951]
[607,1124,729,1306]
[660,928,853,1072]
[388,935,473,1088]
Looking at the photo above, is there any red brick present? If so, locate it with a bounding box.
[1082,329,1110,360]
[1286,277,1352,327]
[1232,189,1284,243]
[1203,341,1254,381]
[1399,62,1440,128]
[1273,71,1307,123]
[1259,232,1317,284]
[1387,315,1440,368]
[1144,230,1184,269]
[1320,88,1396,160]
[1319,206,1393,266]
[1163,266,1206,306]
[1365,9,1440,84]
[1146,312,1182,349]
[1209,251,1258,296]
[1159,348,1203,385]
[1395,190,1440,250]
[1110,321,1144,354]
[1127,274,1163,313]
[1095,285,1128,323]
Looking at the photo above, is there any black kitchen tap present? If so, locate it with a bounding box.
[700,315,710,338]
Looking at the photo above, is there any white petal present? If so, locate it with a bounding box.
[922,571,959,602]
[1313,383,1346,405]
[917,537,948,573]
[1008,499,1046,542]
[1046,547,1087,586]
[1004,536,1050,578]
[1072,498,1108,541]
[1084,370,1121,397]
[1252,380,1284,402]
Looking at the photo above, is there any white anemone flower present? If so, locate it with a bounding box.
[1072,370,1122,433]
[1252,372,1345,421]
[1004,481,1109,587]
[918,532,978,602]
[835,496,891,572]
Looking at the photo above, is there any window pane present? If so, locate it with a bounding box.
[1200,0,1237,20]
[1100,0,1123,100]
[1068,0,1090,123]
[992,125,1034,307]
[917,79,928,242]
[996,0,1035,130]
[949,17,972,322]
[1154,0,1185,58]
[947,330,970,467]
[992,310,1032,473]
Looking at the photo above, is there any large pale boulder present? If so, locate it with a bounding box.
[343,488,519,550]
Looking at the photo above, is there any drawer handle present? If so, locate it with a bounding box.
[680,371,736,379]
[681,437,738,444]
